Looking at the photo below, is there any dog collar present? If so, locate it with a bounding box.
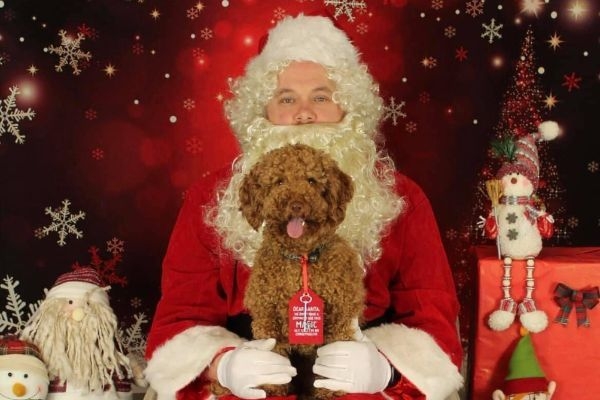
[283,245,324,263]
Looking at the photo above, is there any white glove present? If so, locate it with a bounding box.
[313,340,392,394]
[217,338,297,399]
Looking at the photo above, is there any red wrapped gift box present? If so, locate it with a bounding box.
[471,246,600,400]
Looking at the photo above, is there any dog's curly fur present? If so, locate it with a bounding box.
[233,143,365,399]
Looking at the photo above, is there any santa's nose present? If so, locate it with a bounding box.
[71,307,85,321]
[12,382,27,397]
[510,177,517,184]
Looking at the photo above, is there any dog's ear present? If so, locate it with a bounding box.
[325,165,354,223]
[239,170,264,230]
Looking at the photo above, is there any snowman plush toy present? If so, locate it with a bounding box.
[0,336,49,400]
[483,121,559,333]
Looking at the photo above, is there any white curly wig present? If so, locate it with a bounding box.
[208,14,403,267]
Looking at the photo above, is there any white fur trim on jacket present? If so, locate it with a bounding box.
[144,326,243,400]
[365,323,463,400]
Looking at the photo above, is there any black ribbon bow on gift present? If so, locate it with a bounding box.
[553,283,599,327]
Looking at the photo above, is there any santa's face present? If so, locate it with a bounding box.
[501,172,534,197]
[0,365,49,400]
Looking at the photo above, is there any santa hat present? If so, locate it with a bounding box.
[0,336,48,380]
[46,267,109,306]
[496,120,560,189]
[501,332,549,395]
[247,13,361,73]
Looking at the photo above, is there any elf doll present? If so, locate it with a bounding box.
[492,330,556,400]
[482,121,559,333]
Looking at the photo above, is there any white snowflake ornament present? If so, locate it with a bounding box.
[0,86,36,145]
[39,199,86,247]
[46,30,92,75]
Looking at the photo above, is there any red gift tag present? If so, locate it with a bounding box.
[288,288,324,345]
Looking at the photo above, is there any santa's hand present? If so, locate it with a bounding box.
[313,341,392,394]
[217,338,297,399]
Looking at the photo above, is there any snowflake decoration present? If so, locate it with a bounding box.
[77,24,99,40]
[273,7,287,20]
[0,275,42,335]
[200,28,213,40]
[465,0,485,17]
[40,199,86,247]
[455,46,468,61]
[324,0,367,22]
[587,161,598,173]
[47,30,92,75]
[132,42,144,55]
[193,48,205,59]
[183,98,196,110]
[431,0,443,10]
[117,312,148,355]
[0,52,10,64]
[131,297,143,308]
[445,228,459,240]
[418,92,431,103]
[382,97,407,126]
[33,228,46,239]
[562,72,581,92]
[84,108,97,120]
[187,6,201,20]
[444,26,456,38]
[421,56,438,69]
[72,246,127,286]
[566,217,579,229]
[405,121,417,133]
[0,55,4,66]
[0,86,36,145]
[481,19,503,44]
[185,136,203,155]
[356,23,368,35]
[106,237,125,255]
[91,148,104,160]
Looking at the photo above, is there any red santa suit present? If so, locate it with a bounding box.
[145,169,463,400]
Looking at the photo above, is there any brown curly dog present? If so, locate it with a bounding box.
[239,143,365,399]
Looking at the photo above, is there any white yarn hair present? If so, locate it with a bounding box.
[205,113,404,267]
[20,289,131,392]
[225,14,384,148]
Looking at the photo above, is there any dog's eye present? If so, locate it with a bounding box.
[307,177,317,185]
[275,178,284,186]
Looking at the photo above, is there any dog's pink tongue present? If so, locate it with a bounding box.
[287,218,305,239]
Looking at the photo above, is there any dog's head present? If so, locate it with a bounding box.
[239,144,354,246]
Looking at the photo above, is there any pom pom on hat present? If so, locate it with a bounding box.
[248,13,361,73]
[496,120,560,189]
[0,336,48,381]
[46,267,109,306]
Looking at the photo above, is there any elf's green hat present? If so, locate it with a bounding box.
[503,330,549,395]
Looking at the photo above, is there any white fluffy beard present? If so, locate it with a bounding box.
[21,298,131,392]
[207,113,404,267]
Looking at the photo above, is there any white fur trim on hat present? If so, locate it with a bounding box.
[144,325,243,400]
[46,281,110,306]
[0,354,49,381]
[249,14,360,72]
[365,323,463,400]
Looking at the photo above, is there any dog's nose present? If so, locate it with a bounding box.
[290,201,305,214]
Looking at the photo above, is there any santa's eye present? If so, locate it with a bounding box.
[68,300,74,305]
[8,372,12,377]
[23,373,28,379]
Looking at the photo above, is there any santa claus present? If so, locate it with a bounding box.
[20,268,133,400]
[145,13,463,400]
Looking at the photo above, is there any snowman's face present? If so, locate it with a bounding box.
[0,367,49,400]
[501,172,534,196]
